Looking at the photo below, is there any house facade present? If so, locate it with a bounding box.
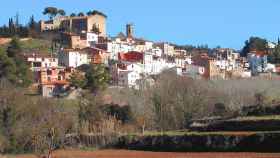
[58,49,89,68]
[40,13,107,36]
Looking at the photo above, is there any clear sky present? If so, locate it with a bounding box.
[1,0,280,49]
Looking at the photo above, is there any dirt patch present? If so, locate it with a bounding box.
[0,38,11,45]
[11,149,280,158]
[0,37,31,45]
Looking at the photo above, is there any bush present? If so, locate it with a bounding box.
[102,104,134,124]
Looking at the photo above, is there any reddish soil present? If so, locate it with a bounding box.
[13,149,280,158]
[0,38,11,45]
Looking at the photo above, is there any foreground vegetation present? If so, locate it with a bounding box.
[1,68,280,156]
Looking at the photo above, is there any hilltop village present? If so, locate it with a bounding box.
[2,7,280,157]
[13,10,275,97]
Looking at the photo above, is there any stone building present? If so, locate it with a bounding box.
[40,12,107,36]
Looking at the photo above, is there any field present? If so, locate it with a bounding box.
[10,149,280,158]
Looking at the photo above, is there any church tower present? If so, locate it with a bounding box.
[126,23,134,38]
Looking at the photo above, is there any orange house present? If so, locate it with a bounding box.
[38,67,73,97]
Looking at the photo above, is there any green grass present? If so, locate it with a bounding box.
[1,38,53,55]
[20,38,52,55]
[229,115,280,121]
[0,43,8,51]
[79,146,98,151]
[127,131,280,137]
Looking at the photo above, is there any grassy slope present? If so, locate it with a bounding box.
[0,38,52,55]
[20,38,52,55]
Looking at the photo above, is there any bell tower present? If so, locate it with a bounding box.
[126,23,134,38]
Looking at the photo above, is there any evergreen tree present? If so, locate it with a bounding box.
[57,9,66,16]
[241,37,268,57]
[6,37,32,87]
[85,64,111,92]
[43,7,58,20]
[68,71,87,89]
[28,15,36,30]
[78,12,85,17]
[70,13,76,17]
[7,37,21,58]
[0,49,17,83]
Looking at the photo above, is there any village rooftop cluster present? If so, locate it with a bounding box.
[23,11,278,97]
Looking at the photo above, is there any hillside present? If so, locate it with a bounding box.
[0,38,53,55]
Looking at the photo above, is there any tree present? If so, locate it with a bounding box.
[241,37,268,57]
[43,7,58,20]
[78,12,85,17]
[57,9,66,16]
[6,37,33,87]
[7,37,21,58]
[0,49,17,84]
[28,15,38,37]
[268,39,280,63]
[70,13,76,17]
[91,10,107,18]
[151,71,210,131]
[85,64,111,92]
[86,10,107,18]
[8,18,16,36]
[102,104,134,124]
[68,71,87,89]
[0,89,76,155]
[28,15,36,30]
[86,11,93,16]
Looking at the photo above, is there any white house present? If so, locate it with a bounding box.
[96,39,135,61]
[134,41,153,52]
[151,47,163,57]
[117,63,143,88]
[25,54,58,71]
[155,43,175,56]
[58,49,89,68]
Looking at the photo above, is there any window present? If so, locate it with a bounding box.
[47,70,52,75]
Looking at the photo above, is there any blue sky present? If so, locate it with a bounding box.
[1,0,280,49]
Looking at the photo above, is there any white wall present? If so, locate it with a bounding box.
[28,57,58,69]
[86,33,98,47]
[58,50,89,68]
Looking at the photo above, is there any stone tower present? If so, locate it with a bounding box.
[126,23,134,38]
